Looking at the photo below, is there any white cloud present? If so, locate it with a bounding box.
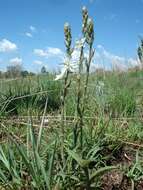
[47,47,63,56]
[33,60,43,65]
[24,26,36,38]
[128,58,139,67]
[33,49,48,57]
[93,45,139,71]
[33,45,139,72]
[9,57,22,66]
[25,32,33,38]
[0,39,17,52]
[97,44,103,49]
[33,47,64,59]
[30,26,36,32]
[90,63,103,72]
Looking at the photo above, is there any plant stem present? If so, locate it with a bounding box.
[84,168,91,190]
[74,47,84,149]
[61,70,70,163]
[80,44,94,150]
[82,44,94,114]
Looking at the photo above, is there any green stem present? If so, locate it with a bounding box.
[82,44,94,114]
[74,47,84,149]
[80,44,94,151]
[61,70,69,162]
[84,168,91,190]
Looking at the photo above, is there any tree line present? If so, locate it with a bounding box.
[0,65,48,79]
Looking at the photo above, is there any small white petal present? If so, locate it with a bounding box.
[55,67,67,80]
[75,38,86,49]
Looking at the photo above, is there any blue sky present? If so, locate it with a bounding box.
[0,0,143,72]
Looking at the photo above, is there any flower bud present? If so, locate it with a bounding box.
[82,6,88,15]
[86,18,94,45]
[64,22,70,34]
[82,6,88,34]
[64,22,72,53]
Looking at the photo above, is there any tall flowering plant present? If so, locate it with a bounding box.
[55,6,95,154]
[74,7,95,150]
[57,22,73,162]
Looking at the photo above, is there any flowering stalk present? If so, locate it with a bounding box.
[73,43,84,148]
[56,7,95,154]
[73,7,88,150]
[81,18,94,151]
[60,23,72,162]
[74,7,95,151]
[82,13,95,113]
[82,45,94,114]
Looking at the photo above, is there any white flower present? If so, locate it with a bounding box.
[55,38,86,81]
[71,50,80,64]
[75,38,86,49]
[55,57,78,80]
[55,67,67,81]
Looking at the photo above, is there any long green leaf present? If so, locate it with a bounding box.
[66,148,92,168]
[89,165,118,182]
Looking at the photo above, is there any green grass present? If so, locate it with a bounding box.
[0,74,62,116]
[0,70,143,189]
